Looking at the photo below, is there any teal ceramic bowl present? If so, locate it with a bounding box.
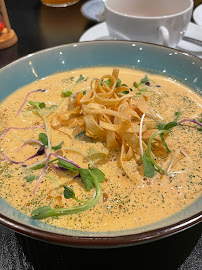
[0,41,201,248]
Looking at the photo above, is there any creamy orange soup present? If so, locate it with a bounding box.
[0,67,201,232]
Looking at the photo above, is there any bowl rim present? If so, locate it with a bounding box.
[0,40,201,247]
[1,40,202,73]
[0,211,202,247]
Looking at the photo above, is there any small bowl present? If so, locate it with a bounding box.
[0,41,201,248]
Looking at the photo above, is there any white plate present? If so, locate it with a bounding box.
[79,22,202,58]
[177,22,202,53]
[79,22,110,41]
[80,0,105,22]
[193,3,202,26]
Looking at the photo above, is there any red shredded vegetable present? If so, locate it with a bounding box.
[0,126,45,164]
[16,89,46,116]
[178,118,202,127]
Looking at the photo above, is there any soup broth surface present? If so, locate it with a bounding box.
[0,67,201,232]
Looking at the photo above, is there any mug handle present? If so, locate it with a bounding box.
[159,26,169,46]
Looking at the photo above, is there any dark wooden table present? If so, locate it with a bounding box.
[0,0,201,269]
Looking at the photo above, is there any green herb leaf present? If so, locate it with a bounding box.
[52,141,64,151]
[39,133,48,146]
[32,158,59,170]
[29,101,45,109]
[32,163,45,170]
[58,159,78,172]
[24,175,37,182]
[174,111,181,122]
[62,89,72,97]
[158,112,181,131]
[103,79,111,87]
[63,185,75,199]
[142,153,155,178]
[31,168,103,219]
[157,122,165,130]
[31,206,52,219]
[163,121,178,130]
[120,90,129,94]
[76,74,86,83]
[140,74,149,84]
[78,168,94,191]
[82,90,86,95]
[116,78,121,87]
[133,81,139,88]
[90,168,105,183]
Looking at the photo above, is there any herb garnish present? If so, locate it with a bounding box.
[62,89,72,97]
[57,158,78,172]
[142,110,201,178]
[102,78,122,88]
[38,133,63,151]
[29,101,46,109]
[31,167,104,219]
[16,89,46,116]
[25,175,37,182]
[133,74,160,95]
[52,141,64,151]
[39,133,48,146]
[143,112,181,177]
[142,153,155,178]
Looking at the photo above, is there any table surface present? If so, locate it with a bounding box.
[0,0,201,269]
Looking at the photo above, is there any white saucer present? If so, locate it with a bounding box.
[80,0,105,22]
[79,22,202,58]
[79,22,110,41]
[177,22,202,53]
[193,4,202,26]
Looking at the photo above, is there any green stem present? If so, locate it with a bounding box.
[38,107,51,152]
[147,129,169,174]
[44,175,59,187]
[31,171,102,219]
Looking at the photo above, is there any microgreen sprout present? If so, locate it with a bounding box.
[38,133,64,151]
[62,89,72,97]
[143,111,201,178]
[25,175,38,182]
[29,102,51,152]
[178,118,202,127]
[0,126,45,164]
[52,141,64,151]
[143,112,180,177]
[63,185,88,203]
[76,74,87,83]
[102,78,122,88]
[31,167,104,219]
[39,133,48,146]
[62,75,88,98]
[16,89,46,116]
[145,129,169,175]
[133,74,160,95]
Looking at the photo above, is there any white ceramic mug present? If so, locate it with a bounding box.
[105,0,194,47]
